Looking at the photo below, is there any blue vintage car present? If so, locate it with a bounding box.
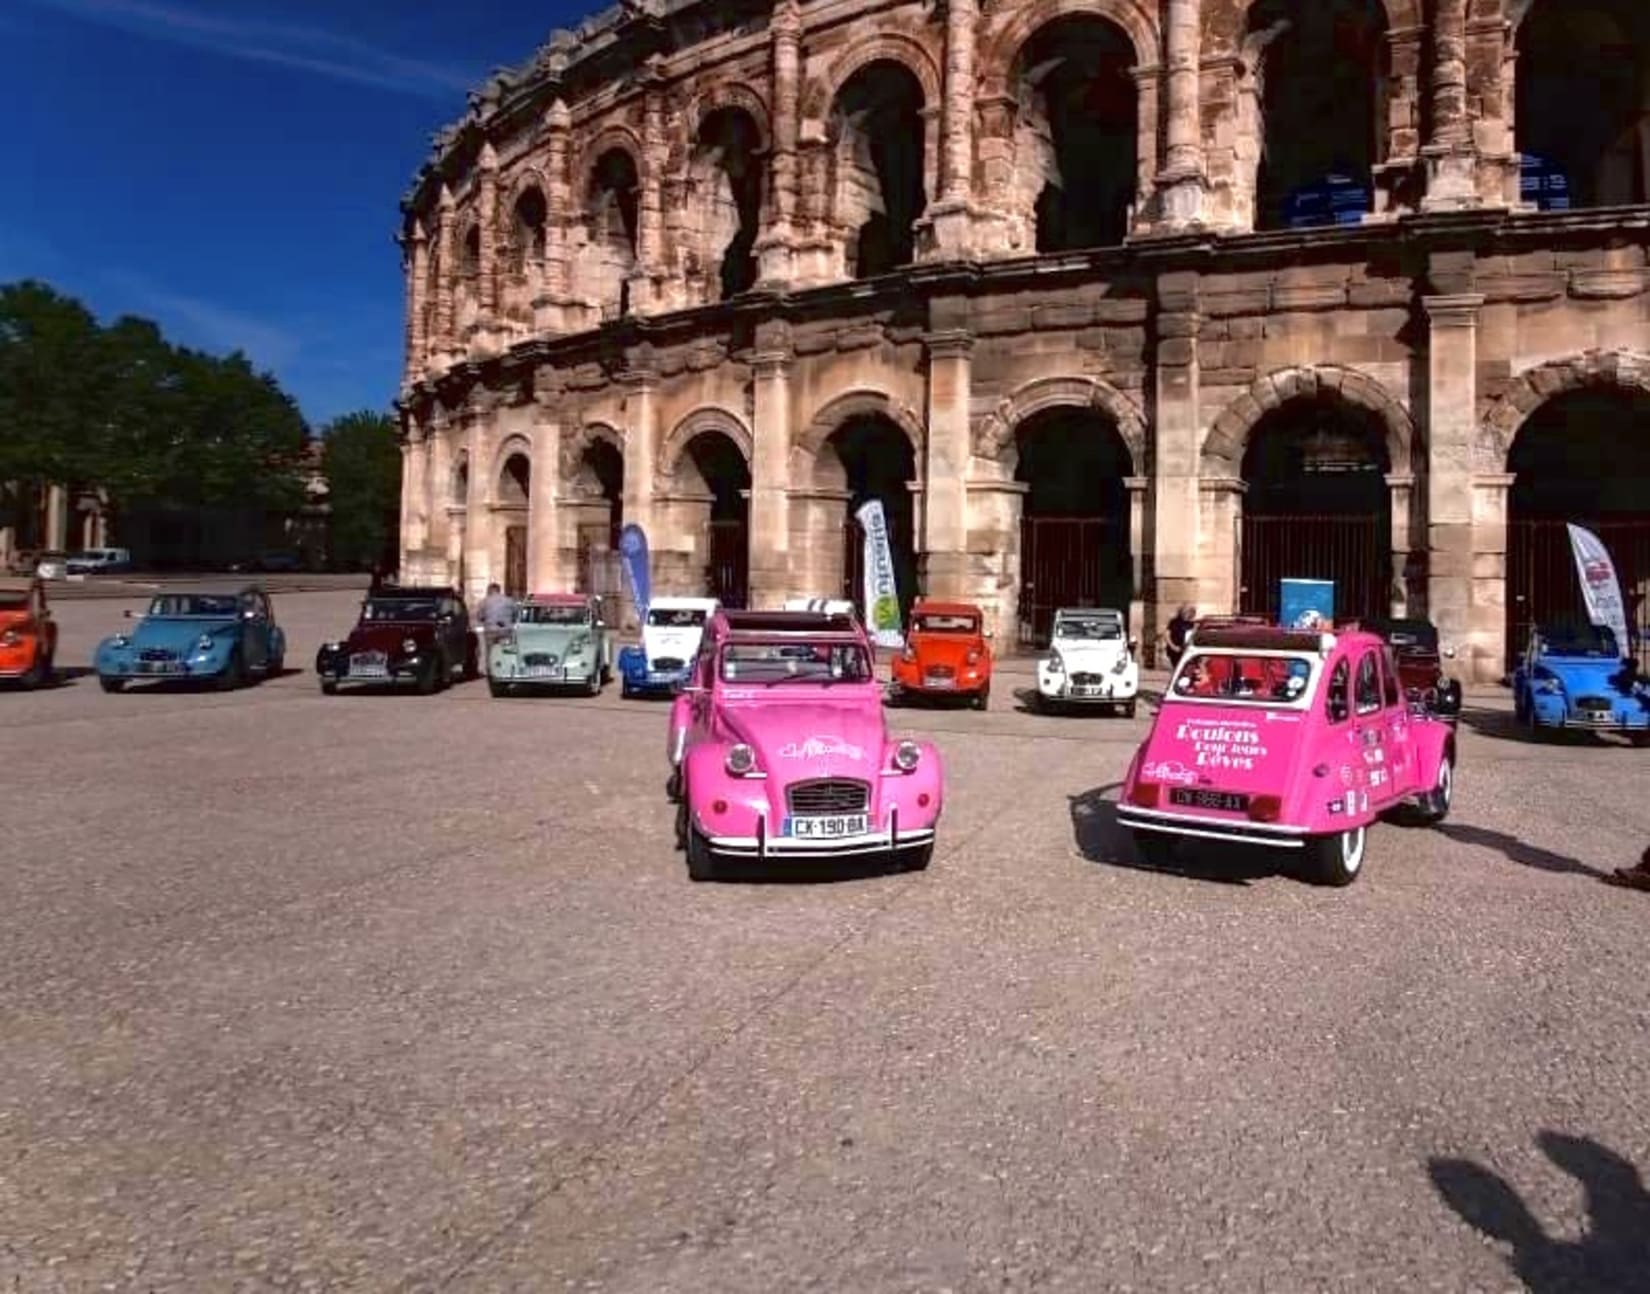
[96,588,286,692]
[1512,623,1649,743]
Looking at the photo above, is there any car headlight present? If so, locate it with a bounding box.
[900,646,916,663]
[1538,677,1563,695]
[111,634,130,650]
[1047,654,1064,674]
[568,634,589,651]
[893,740,921,772]
[402,637,418,654]
[726,743,756,776]
[0,629,19,647]
[1112,654,1128,674]
[196,634,214,651]
[965,649,981,666]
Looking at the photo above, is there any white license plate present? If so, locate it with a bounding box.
[524,665,559,678]
[349,655,388,678]
[1074,685,1102,697]
[787,814,870,839]
[139,662,184,675]
[925,675,956,689]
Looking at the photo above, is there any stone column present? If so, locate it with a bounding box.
[1130,68,1163,233]
[1198,477,1244,645]
[541,100,573,326]
[757,0,802,285]
[749,322,793,607]
[920,0,979,257]
[44,483,68,552]
[631,65,666,313]
[529,380,564,594]
[1386,471,1415,616]
[1126,475,1149,645]
[1422,0,1477,210]
[920,325,973,599]
[462,405,493,605]
[434,186,457,359]
[476,143,500,338]
[406,222,429,383]
[1151,270,1201,653]
[1155,0,1205,227]
[620,366,659,548]
[1472,472,1514,679]
[1424,292,1487,679]
[399,424,425,562]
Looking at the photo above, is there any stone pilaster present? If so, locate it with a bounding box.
[918,0,979,258]
[619,365,659,549]
[1424,292,1488,679]
[1421,0,1477,211]
[540,100,573,329]
[476,142,500,343]
[920,325,973,598]
[406,222,429,384]
[1129,66,1163,233]
[631,63,666,312]
[1197,478,1244,642]
[1386,471,1416,616]
[1372,27,1425,217]
[749,321,793,607]
[1125,475,1149,646]
[1471,472,1515,679]
[434,186,457,360]
[529,377,564,594]
[462,401,494,604]
[757,0,802,285]
[1151,270,1200,649]
[1154,0,1205,228]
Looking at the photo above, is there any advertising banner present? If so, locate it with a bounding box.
[1279,578,1335,630]
[854,499,905,648]
[1567,522,1631,659]
[617,523,651,624]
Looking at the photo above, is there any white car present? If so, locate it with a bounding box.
[1035,607,1140,716]
[619,595,720,696]
[65,547,132,575]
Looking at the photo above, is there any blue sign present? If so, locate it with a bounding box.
[617,524,651,623]
[1279,579,1335,630]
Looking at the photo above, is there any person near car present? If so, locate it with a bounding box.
[1610,845,1650,892]
[477,583,516,676]
[1165,604,1197,670]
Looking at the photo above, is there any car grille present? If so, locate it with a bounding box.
[787,779,870,815]
[1071,672,1103,686]
[523,652,557,667]
[924,664,955,678]
[652,657,684,672]
[139,649,179,663]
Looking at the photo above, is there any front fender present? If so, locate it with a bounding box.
[667,694,692,765]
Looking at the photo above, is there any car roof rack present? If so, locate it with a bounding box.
[721,610,861,636]
[1188,623,1333,653]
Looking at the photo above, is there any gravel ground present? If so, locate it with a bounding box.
[3,590,1648,1293]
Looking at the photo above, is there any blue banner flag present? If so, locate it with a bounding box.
[618,524,651,623]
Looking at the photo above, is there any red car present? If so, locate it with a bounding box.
[1364,618,1463,720]
[0,576,56,688]
[315,585,477,694]
[890,599,993,710]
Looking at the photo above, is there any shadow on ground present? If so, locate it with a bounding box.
[1431,1133,1650,1293]
[1010,687,1161,718]
[1068,782,1294,887]
[1435,822,1607,880]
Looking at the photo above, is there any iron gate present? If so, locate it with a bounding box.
[1017,517,1114,649]
[503,524,528,598]
[1239,513,1387,624]
[1507,518,1650,672]
[707,519,748,608]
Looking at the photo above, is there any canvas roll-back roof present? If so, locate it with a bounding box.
[1188,624,1335,653]
[526,592,589,605]
[369,585,458,600]
[1055,606,1125,622]
[719,610,863,640]
[912,599,982,618]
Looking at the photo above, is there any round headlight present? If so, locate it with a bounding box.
[0,629,19,647]
[112,634,129,649]
[894,740,921,772]
[402,637,418,654]
[196,633,213,651]
[725,743,756,776]
[900,646,916,663]
[1047,653,1065,673]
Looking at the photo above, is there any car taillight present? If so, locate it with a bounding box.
[965,649,981,666]
[1248,795,1282,823]
[1128,782,1160,808]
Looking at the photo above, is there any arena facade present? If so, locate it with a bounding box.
[395,0,1650,679]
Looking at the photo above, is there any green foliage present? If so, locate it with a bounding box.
[320,410,401,568]
[0,278,309,527]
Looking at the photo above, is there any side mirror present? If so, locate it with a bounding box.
[983,629,995,641]
[1442,646,1457,659]
[1129,637,1140,651]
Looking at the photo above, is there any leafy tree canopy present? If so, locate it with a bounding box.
[320,410,401,569]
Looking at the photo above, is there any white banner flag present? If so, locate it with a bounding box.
[1566,522,1631,659]
[854,499,905,648]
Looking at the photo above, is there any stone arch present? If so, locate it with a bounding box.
[560,420,626,485]
[973,375,1148,471]
[1203,366,1416,477]
[796,389,926,462]
[657,406,754,486]
[1202,0,1421,50]
[1478,350,1650,471]
[804,33,943,122]
[981,0,1160,92]
[491,435,534,507]
[687,82,772,153]
[578,126,648,200]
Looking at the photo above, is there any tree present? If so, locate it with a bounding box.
[320,411,401,569]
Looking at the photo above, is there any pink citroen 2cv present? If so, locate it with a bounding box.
[668,609,943,881]
[1117,624,1456,886]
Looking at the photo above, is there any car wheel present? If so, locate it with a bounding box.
[1419,755,1454,824]
[320,678,338,696]
[1522,695,1548,742]
[20,649,48,690]
[217,651,246,691]
[586,670,601,697]
[620,680,633,700]
[416,659,440,696]
[666,767,683,803]
[1124,698,1137,720]
[488,678,508,698]
[971,688,988,712]
[99,676,125,694]
[685,821,719,882]
[1306,825,1367,887]
[1132,830,1176,869]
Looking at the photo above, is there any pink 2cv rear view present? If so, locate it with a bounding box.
[1117,624,1457,886]
[667,610,943,881]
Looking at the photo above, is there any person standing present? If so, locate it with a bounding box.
[1165,604,1197,670]
[477,582,516,676]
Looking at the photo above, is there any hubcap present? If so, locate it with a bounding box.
[1436,759,1453,809]
[1342,826,1366,874]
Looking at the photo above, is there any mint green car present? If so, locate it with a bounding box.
[488,594,611,697]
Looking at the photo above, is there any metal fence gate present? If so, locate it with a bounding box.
[1507,518,1650,672]
[1239,513,1387,624]
[503,525,528,598]
[707,519,748,608]
[1017,517,1113,649]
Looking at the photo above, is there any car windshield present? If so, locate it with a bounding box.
[1172,652,1314,704]
[362,598,439,622]
[148,594,241,618]
[914,613,977,634]
[519,603,588,626]
[1541,625,1620,657]
[1055,617,1122,642]
[720,640,874,685]
[648,608,706,628]
[1376,620,1439,650]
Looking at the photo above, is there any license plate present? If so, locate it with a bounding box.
[1074,685,1102,697]
[925,674,956,689]
[349,654,388,678]
[138,662,183,675]
[1170,788,1250,813]
[786,814,870,839]
[524,665,559,678]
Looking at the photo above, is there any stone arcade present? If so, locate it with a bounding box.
[396,0,1650,680]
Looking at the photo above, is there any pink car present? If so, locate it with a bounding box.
[1117,624,1456,886]
[668,609,943,881]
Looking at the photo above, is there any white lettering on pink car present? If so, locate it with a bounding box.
[1171,718,1270,770]
[778,736,864,760]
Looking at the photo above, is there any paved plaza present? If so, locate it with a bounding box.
[4,589,1648,1291]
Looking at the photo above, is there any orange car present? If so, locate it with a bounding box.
[0,575,57,689]
[890,599,993,709]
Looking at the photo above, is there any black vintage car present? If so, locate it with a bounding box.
[315,586,477,694]
[1367,617,1463,719]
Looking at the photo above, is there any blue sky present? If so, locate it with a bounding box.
[2,0,587,428]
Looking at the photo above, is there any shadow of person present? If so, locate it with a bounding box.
[1068,783,1277,887]
[1430,1133,1650,1292]
[1435,823,1605,880]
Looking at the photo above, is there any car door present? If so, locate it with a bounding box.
[240,591,271,671]
[1352,648,1396,808]
[1379,646,1416,796]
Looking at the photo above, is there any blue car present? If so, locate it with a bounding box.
[96,587,286,693]
[1512,623,1649,743]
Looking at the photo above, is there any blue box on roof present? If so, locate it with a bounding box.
[1279,579,1336,631]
